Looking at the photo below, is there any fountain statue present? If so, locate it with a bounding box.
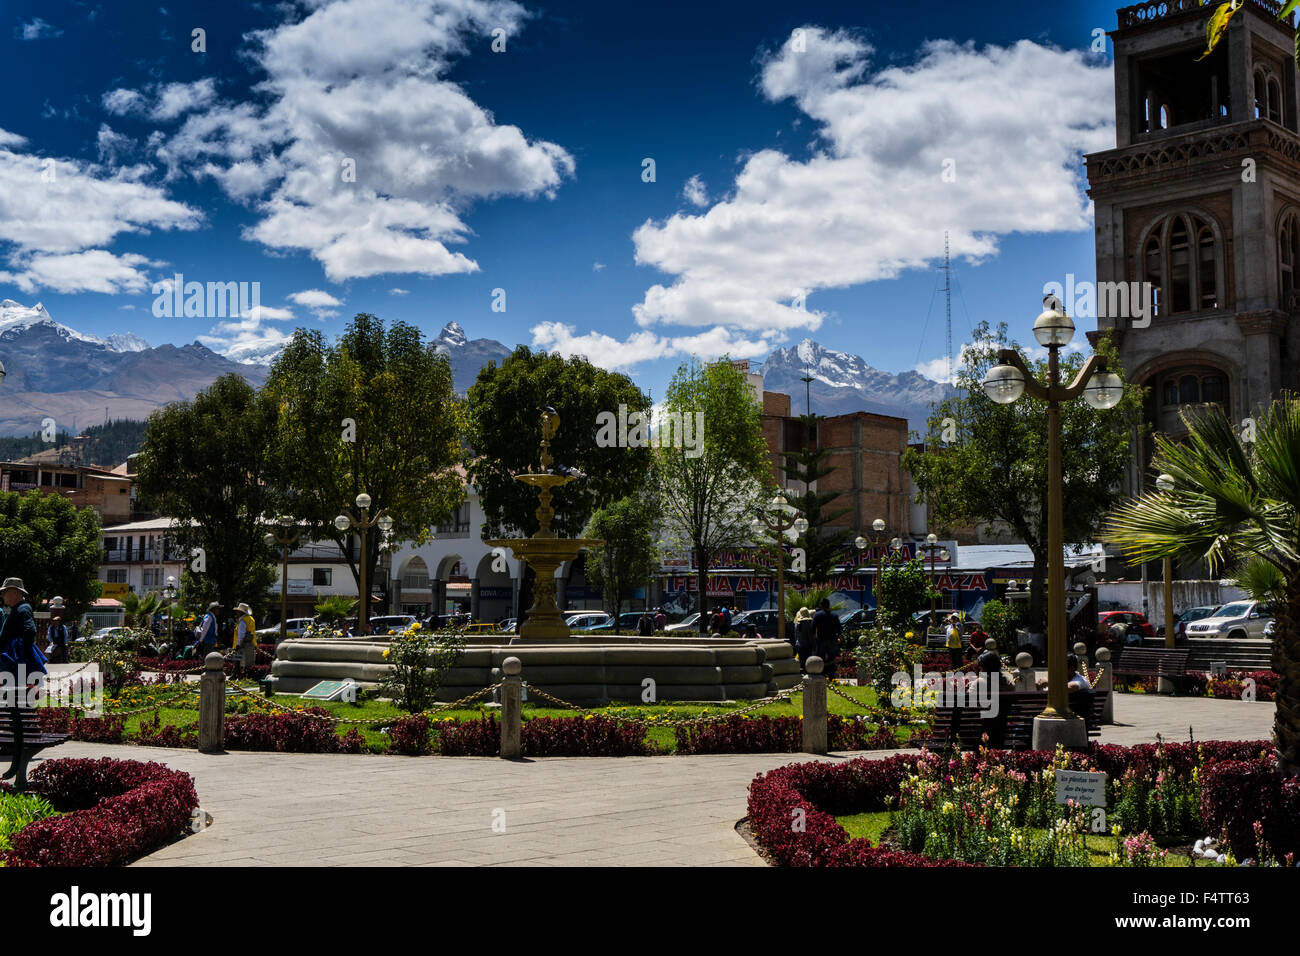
[485,407,602,640]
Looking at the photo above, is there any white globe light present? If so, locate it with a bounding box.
[1082,371,1124,410]
[355,493,372,510]
[1033,305,1075,347]
[872,518,886,533]
[279,514,293,528]
[890,537,902,550]
[793,517,809,535]
[771,494,787,510]
[939,549,950,562]
[377,514,394,532]
[165,575,177,587]
[334,514,351,532]
[1155,473,1175,493]
[983,364,1026,404]
[264,533,276,548]
[927,533,938,545]
[854,535,867,551]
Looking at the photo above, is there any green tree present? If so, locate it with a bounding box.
[583,496,656,624]
[903,322,1143,630]
[1104,396,1300,776]
[875,556,938,632]
[977,598,1021,657]
[655,359,770,633]
[264,315,466,614]
[134,374,280,617]
[782,405,851,588]
[0,490,102,612]
[466,346,652,538]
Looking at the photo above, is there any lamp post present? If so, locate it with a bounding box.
[750,494,807,644]
[335,494,393,637]
[918,533,950,629]
[982,300,1123,748]
[162,575,177,646]
[264,516,302,644]
[1155,473,1177,649]
[855,518,898,615]
[0,359,5,388]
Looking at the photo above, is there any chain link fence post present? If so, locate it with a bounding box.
[802,656,827,755]
[198,652,226,753]
[1094,646,1114,724]
[501,656,522,759]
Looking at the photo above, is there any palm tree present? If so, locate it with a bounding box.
[1104,395,1300,776]
[120,590,161,628]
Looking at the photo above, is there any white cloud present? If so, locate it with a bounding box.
[147,0,574,282]
[388,287,410,295]
[631,29,1113,338]
[17,18,62,40]
[198,313,295,364]
[103,79,218,122]
[288,287,341,317]
[682,174,708,208]
[592,262,605,272]
[102,88,146,116]
[96,125,134,164]
[0,250,159,295]
[530,322,775,370]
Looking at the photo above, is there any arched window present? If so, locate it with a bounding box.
[1179,375,1200,404]
[1159,104,1171,129]
[1202,376,1226,405]
[1142,213,1221,318]
[1280,211,1300,307]
[1255,70,1266,119]
[1268,77,1282,123]
[1162,380,1178,406]
[1158,368,1229,410]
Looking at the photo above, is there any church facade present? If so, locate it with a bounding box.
[1086,0,1300,490]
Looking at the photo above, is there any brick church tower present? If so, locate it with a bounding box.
[1086,0,1300,489]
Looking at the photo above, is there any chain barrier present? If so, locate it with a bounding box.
[523,683,801,729]
[826,681,880,715]
[210,680,505,726]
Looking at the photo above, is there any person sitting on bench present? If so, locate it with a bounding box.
[1067,654,1092,691]
[0,577,47,788]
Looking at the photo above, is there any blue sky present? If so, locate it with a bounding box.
[1,0,1129,399]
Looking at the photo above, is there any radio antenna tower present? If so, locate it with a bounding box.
[943,232,953,385]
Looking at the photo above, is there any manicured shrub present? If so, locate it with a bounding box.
[1199,757,1298,859]
[36,709,124,744]
[5,757,198,867]
[386,715,433,755]
[224,707,341,753]
[675,715,906,755]
[438,716,497,756]
[436,715,652,756]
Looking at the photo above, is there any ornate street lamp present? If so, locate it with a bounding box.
[750,493,807,644]
[982,300,1122,749]
[162,575,177,646]
[335,494,392,637]
[918,533,950,629]
[264,516,302,644]
[854,518,898,616]
[1155,473,1177,649]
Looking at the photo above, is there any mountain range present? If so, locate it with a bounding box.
[0,300,947,438]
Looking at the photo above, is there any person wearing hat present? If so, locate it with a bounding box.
[1,577,46,788]
[234,602,257,675]
[793,605,815,672]
[46,612,69,665]
[195,601,221,656]
[945,613,964,669]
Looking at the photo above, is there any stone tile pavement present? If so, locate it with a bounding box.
[46,694,1273,867]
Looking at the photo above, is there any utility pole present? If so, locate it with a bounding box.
[943,232,953,386]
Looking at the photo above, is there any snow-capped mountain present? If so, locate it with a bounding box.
[761,339,954,435]
[0,300,265,436]
[432,320,512,394]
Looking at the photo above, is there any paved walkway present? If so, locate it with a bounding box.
[46,695,1274,867]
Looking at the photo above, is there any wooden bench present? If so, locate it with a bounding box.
[1003,691,1107,750]
[1112,647,1191,691]
[924,705,991,752]
[0,708,70,791]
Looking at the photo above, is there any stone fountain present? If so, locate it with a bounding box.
[484,407,602,641]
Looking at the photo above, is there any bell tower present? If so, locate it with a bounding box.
[1086,0,1300,487]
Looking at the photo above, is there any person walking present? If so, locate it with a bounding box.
[234,603,257,676]
[636,611,653,637]
[46,614,69,665]
[793,605,815,672]
[945,614,964,669]
[1,578,46,789]
[653,608,666,631]
[195,601,221,656]
[811,598,842,680]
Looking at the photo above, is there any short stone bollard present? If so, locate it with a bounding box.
[1094,647,1114,724]
[1073,641,1090,673]
[802,656,828,755]
[1015,652,1036,692]
[500,656,523,759]
[198,652,226,753]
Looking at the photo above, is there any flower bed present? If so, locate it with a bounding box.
[4,757,198,866]
[747,740,1291,867]
[1183,670,1278,701]
[675,714,903,755]
[137,656,270,680]
[438,715,653,756]
[224,707,364,753]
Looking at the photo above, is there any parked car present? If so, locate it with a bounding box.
[423,613,471,631]
[730,609,788,639]
[1096,610,1156,647]
[1173,606,1219,642]
[564,611,611,631]
[586,612,647,632]
[1184,601,1274,639]
[838,608,876,630]
[663,612,701,633]
[78,626,130,643]
[256,617,316,641]
[498,618,517,633]
[368,614,417,634]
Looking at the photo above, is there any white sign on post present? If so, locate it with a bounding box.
[1055,770,1107,807]
[1209,661,1227,676]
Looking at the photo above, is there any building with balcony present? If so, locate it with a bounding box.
[1,444,132,523]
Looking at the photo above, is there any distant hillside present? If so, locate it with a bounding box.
[0,419,148,469]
